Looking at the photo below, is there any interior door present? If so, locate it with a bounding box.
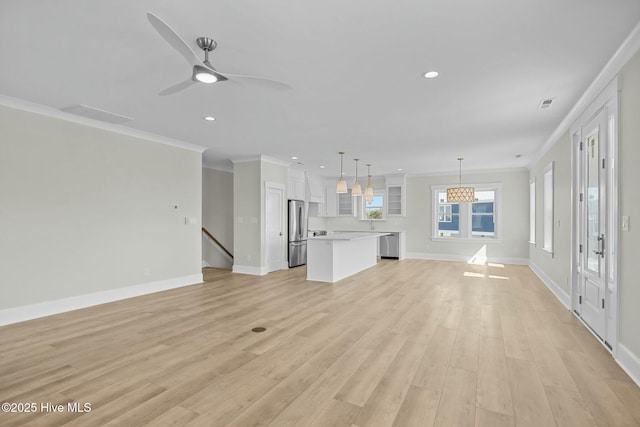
[266,185,285,272]
[578,109,607,339]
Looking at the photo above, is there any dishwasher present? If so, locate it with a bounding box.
[379,232,399,259]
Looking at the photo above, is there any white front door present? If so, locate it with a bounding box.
[265,184,285,272]
[577,109,608,339]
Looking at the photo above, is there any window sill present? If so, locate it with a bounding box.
[431,236,501,243]
[529,241,536,245]
[360,219,386,222]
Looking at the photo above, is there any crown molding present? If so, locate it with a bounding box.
[0,95,207,153]
[530,20,640,166]
[230,154,290,168]
[203,164,234,173]
[410,166,529,178]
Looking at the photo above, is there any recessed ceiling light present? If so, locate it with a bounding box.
[291,156,298,160]
[319,165,325,169]
[397,168,404,171]
[203,116,216,121]
[423,71,439,79]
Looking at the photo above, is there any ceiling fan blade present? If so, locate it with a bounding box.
[159,78,196,96]
[147,12,201,67]
[220,73,292,90]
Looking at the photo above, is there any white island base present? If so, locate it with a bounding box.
[306,232,389,283]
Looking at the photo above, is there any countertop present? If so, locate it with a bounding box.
[307,232,390,241]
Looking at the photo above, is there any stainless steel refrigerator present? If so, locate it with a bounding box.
[288,199,307,267]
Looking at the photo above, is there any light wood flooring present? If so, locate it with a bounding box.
[1,260,640,426]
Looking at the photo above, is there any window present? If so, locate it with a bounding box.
[432,184,501,240]
[543,163,553,254]
[363,192,384,219]
[472,190,495,237]
[438,204,452,222]
[529,178,536,244]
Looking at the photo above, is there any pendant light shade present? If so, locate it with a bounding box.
[336,151,348,193]
[447,157,475,203]
[352,159,362,196]
[365,164,374,202]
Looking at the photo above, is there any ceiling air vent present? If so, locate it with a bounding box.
[61,104,133,124]
[538,98,556,110]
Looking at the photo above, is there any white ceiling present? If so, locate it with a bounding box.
[2,1,640,178]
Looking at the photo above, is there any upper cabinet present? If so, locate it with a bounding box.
[337,190,354,216]
[306,174,325,203]
[288,168,306,200]
[386,174,406,216]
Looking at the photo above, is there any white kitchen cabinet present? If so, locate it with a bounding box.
[288,169,306,200]
[386,174,406,216]
[337,190,353,216]
[323,185,337,217]
[306,175,325,203]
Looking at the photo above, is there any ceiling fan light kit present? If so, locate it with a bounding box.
[194,65,218,83]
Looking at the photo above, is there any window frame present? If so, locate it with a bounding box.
[529,178,536,245]
[543,162,554,255]
[360,189,386,221]
[431,183,502,242]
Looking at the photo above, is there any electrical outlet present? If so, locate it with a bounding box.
[622,216,630,231]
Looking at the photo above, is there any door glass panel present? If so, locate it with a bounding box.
[586,131,600,274]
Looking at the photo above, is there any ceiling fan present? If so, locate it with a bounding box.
[146,13,291,96]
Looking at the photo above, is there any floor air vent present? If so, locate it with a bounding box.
[61,104,133,124]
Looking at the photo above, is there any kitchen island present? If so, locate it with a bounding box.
[306,232,389,283]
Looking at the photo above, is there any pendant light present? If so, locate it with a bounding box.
[447,157,475,203]
[336,151,348,193]
[352,159,362,196]
[365,164,374,202]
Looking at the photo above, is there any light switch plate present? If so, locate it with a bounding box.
[622,215,630,231]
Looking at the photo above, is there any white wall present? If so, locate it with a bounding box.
[0,105,203,312]
[528,130,572,296]
[232,157,288,274]
[312,169,529,264]
[233,160,261,270]
[619,48,640,359]
[202,168,234,269]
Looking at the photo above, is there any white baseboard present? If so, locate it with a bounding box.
[617,343,640,388]
[528,261,571,309]
[0,273,203,326]
[407,252,528,265]
[232,264,269,276]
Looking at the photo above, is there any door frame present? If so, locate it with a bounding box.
[570,77,620,354]
[264,181,287,273]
